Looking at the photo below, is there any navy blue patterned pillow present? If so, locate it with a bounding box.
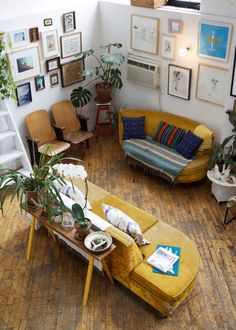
[122,116,146,140]
[175,130,203,159]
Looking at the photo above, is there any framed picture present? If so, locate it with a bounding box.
[230,47,236,97]
[44,18,53,26]
[35,75,45,91]
[168,64,191,100]
[60,32,82,58]
[196,63,229,106]
[9,29,28,48]
[29,27,39,43]
[198,21,232,62]
[63,11,76,33]
[46,57,60,73]
[50,72,59,87]
[8,46,41,82]
[234,100,236,115]
[16,82,32,106]
[41,30,59,59]
[168,19,183,34]
[61,59,84,87]
[130,14,159,55]
[161,34,176,60]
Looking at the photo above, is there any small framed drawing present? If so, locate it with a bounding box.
[41,30,59,59]
[35,75,45,91]
[9,29,28,48]
[29,27,39,43]
[63,11,76,33]
[230,47,236,97]
[60,32,82,58]
[168,19,183,34]
[46,57,60,73]
[198,21,232,62]
[8,46,41,82]
[131,14,159,55]
[16,82,32,106]
[44,18,53,26]
[168,64,191,100]
[196,63,228,107]
[61,59,84,87]
[50,72,59,87]
[161,34,176,60]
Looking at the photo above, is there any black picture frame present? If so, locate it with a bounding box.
[168,64,191,100]
[35,76,45,91]
[230,47,236,97]
[50,72,59,87]
[44,18,53,26]
[29,27,39,42]
[63,11,76,33]
[60,59,84,87]
[46,57,60,73]
[16,82,32,106]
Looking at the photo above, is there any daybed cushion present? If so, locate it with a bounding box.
[122,116,146,140]
[155,121,186,148]
[175,131,203,159]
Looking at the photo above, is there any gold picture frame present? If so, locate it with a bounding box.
[61,59,84,87]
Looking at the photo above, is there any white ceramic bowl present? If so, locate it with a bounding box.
[84,231,112,254]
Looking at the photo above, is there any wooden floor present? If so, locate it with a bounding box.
[0,135,236,330]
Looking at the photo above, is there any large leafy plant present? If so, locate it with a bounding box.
[71,42,125,107]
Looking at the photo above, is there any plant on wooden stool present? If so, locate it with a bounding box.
[72,203,91,240]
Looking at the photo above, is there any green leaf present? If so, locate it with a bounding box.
[108,68,123,89]
[100,53,125,65]
[71,86,92,107]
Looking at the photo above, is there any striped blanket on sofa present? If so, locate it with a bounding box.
[122,139,191,182]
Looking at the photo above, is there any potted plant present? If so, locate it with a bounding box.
[105,103,127,140]
[72,203,92,240]
[71,42,125,107]
[0,32,16,100]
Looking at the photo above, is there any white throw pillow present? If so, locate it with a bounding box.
[102,203,149,246]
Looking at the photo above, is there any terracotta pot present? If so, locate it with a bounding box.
[95,83,112,103]
[74,219,92,240]
[24,190,39,208]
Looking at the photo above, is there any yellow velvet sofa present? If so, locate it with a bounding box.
[118,109,214,183]
[75,179,200,316]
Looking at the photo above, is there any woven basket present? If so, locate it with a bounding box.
[131,0,167,8]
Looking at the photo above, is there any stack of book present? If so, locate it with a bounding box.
[147,245,181,276]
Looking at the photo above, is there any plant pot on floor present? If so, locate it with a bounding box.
[95,83,112,103]
[74,218,92,240]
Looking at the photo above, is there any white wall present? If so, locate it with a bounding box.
[201,0,236,18]
[99,1,236,141]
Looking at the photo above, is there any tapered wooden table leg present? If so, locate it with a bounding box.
[26,216,36,260]
[83,256,94,307]
[102,259,114,284]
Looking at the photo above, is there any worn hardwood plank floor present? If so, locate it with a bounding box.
[0,135,235,330]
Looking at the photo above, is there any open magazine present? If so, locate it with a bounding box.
[147,246,179,273]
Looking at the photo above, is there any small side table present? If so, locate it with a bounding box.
[95,99,113,135]
[207,170,236,203]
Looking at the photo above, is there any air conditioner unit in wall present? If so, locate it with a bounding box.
[127,54,160,89]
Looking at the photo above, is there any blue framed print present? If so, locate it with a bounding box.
[198,21,232,62]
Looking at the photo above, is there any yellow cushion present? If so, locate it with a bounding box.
[194,124,214,151]
[52,100,81,133]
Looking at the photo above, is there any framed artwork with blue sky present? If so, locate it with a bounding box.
[198,21,232,62]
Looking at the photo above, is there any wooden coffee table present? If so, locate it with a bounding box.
[25,208,116,306]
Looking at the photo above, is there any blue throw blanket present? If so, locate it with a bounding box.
[122,139,191,181]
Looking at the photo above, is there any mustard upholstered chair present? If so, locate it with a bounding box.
[51,100,93,148]
[25,110,70,164]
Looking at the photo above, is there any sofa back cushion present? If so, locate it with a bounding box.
[175,130,203,159]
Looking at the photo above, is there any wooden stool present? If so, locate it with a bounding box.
[95,100,113,135]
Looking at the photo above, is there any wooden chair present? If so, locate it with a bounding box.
[25,110,70,164]
[51,100,93,149]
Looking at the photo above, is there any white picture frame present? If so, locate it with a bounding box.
[60,32,82,58]
[161,34,176,60]
[168,64,192,100]
[8,46,41,82]
[9,29,28,48]
[196,63,229,107]
[131,14,159,55]
[41,30,59,59]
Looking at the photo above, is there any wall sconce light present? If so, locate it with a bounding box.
[179,47,191,57]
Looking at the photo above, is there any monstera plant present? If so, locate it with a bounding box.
[71,42,125,107]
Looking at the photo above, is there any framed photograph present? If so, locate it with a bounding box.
[61,59,84,87]
[50,72,59,87]
[131,14,159,55]
[161,34,176,60]
[35,75,45,91]
[63,11,76,33]
[234,100,236,115]
[44,18,53,26]
[168,64,192,100]
[230,47,236,97]
[168,19,183,34]
[198,21,232,62]
[9,29,28,48]
[16,82,32,106]
[60,32,82,58]
[46,57,60,73]
[196,63,229,106]
[29,27,39,43]
[41,30,59,59]
[8,46,41,82]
